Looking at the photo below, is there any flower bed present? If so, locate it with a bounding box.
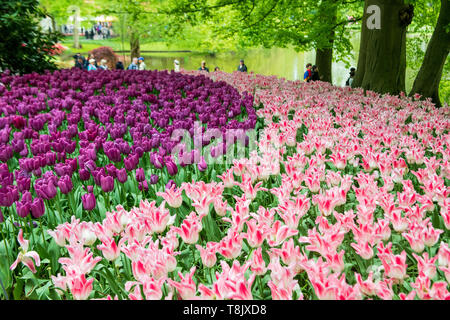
[1,69,450,300]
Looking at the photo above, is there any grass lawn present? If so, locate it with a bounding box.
[60,36,194,55]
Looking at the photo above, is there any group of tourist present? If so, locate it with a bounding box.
[73,53,108,71]
[73,53,249,74]
[304,63,356,86]
[63,22,113,40]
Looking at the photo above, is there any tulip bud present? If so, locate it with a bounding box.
[100,175,114,193]
[30,197,45,218]
[82,193,96,211]
[58,175,73,194]
[198,156,207,172]
[149,174,159,185]
[135,168,145,182]
[116,168,128,184]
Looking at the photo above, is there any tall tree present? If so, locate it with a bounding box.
[101,0,159,59]
[0,0,61,74]
[409,0,449,107]
[352,0,414,95]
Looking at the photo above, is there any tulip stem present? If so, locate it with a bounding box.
[105,192,111,212]
[190,245,196,264]
[209,267,214,284]
[27,215,36,245]
[68,192,76,218]
[55,193,64,224]
[258,275,264,299]
[38,217,46,244]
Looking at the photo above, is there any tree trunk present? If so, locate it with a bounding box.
[315,1,337,83]
[73,9,80,49]
[409,0,449,108]
[316,48,333,83]
[51,16,57,33]
[353,0,414,95]
[130,30,140,59]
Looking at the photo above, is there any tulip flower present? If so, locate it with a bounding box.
[10,229,40,273]
[82,192,96,211]
[30,197,45,219]
[100,175,114,193]
[58,175,73,194]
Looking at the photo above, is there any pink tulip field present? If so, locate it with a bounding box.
[0,69,449,300]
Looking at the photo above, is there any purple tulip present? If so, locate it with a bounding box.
[79,168,91,181]
[35,179,57,200]
[138,180,149,192]
[166,160,178,176]
[149,174,159,185]
[81,192,96,211]
[198,156,207,172]
[58,175,73,194]
[116,168,128,184]
[135,168,145,182]
[100,175,114,193]
[30,197,45,218]
[166,180,176,190]
[16,200,31,218]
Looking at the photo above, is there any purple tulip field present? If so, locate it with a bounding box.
[0,68,449,300]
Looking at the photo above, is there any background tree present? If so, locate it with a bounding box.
[352,0,414,95]
[409,0,449,107]
[0,0,61,74]
[101,0,159,59]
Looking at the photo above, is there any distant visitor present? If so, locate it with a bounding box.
[174,60,180,72]
[311,65,320,81]
[304,63,312,82]
[237,59,247,72]
[214,66,220,72]
[198,61,209,73]
[127,58,139,70]
[138,57,146,70]
[116,61,124,70]
[98,59,108,70]
[346,67,356,87]
[87,59,97,71]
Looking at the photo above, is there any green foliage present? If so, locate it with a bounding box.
[0,0,61,74]
[406,0,450,103]
[162,0,364,62]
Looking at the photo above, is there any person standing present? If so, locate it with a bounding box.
[311,65,320,81]
[138,57,147,70]
[174,59,180,72]
[116,61,124,70]
[198,60,209,72]
[127,57,139,70]
[75,57,85,70]
[73,53,86,66]
[345,67,356,87]
[87,59,97,71]
[304,63,313,82]
[237,59,247,72]
[98,59,108,70]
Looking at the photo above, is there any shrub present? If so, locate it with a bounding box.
[88,46,119,70]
